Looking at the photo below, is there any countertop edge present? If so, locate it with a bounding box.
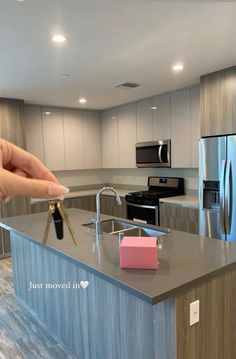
[2,221,236,305]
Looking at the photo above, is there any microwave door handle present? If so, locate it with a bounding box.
[225,160,232,235]
[158,145,163,163]
[220,159,226,235]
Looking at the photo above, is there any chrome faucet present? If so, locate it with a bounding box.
[94,187,122,237]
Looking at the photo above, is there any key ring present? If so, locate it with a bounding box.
[42,200,78,246]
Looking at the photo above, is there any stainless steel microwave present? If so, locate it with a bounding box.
[136,140,171,168]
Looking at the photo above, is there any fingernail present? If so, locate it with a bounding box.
[48,183,70,197]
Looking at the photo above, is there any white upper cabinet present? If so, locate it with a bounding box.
[24,106,45,163]
[152,93,171,140]
[190,86,200,168]
[82,111,101,169]
[171,89,191,168]
[136,99,153,142]
[63,109,84,170]
[118,103,137,168]
[41,108,66,171]
[101,109,119,168]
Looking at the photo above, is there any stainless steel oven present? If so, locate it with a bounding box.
[136,140,171,168]
[126,203,158,225]
[125,176,184,225]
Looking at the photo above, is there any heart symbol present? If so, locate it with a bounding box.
[80,281,89,289]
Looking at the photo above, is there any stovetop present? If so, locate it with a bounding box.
[125,190,180,206]
[125,177,184,206]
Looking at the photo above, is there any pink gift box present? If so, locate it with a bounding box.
[119,236,158,269]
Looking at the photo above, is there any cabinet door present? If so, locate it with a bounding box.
[41,108,66,171]
[190,86,200,168]
[152,93,171,140]
[100,195,126,218]
[171,89,191,168]
[201,67,236,137]
[31,201,49,213]
[136,99,153,142]
[63,109,84,170]
[118,103,136,168]
[159,203,199,235]
[83,111,101,169]
[101,109,119,168]
[64,196,96,212]
[24,106,44,163]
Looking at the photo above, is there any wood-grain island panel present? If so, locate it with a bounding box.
[11,232,175,359]
[175,268,236,359]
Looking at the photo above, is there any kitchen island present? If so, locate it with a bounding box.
[1,208,236,359]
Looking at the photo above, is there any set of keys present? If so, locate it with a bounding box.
[42,200,78,246]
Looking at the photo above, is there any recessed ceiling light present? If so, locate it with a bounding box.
[151,106,157,110]
[52,34,66,43]
[44,111,51,115]
[172,63,184,72]
[79,98,87,104]
[16,0,24,2]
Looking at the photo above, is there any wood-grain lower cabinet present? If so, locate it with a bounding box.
[63,196,96,212]
[100,195,127,219]
[31,201,49,214]
[160,203,199,235]
[31,196,96,214]
[31,195,127,218]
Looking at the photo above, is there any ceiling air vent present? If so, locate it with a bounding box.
[115,82,140,88]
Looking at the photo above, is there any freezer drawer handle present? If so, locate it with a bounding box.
[158,145,163,163]
[225,160,232,235]
[220,160,226,235]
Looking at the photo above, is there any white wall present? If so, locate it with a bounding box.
[54,168,198,192]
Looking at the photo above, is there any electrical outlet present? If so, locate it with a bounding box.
[190,300,200,326]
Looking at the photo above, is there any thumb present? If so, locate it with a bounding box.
[0,169,69,199]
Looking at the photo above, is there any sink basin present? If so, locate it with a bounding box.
[82,219,167,238]
[82,219,136,233]
[118,227,165,238]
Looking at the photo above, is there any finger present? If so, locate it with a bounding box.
[0,169,69,199]
[0,139,58,183]
[13,168,28,177]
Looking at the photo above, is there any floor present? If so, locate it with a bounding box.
[0,258,78,359]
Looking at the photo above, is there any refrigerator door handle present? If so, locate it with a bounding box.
[225,160,232,234]
[220,160,226,235]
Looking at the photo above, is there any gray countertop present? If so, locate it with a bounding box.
[159,195,198,209]
[1,208,236,304]
[31,188,132,203]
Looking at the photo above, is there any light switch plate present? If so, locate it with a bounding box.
[190,300,200,326]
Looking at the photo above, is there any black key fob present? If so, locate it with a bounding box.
[52,203,64,240]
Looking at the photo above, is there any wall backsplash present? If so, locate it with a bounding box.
[54,168,198,193]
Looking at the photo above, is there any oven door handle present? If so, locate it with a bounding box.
[126,202,156,209]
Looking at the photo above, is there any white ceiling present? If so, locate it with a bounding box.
[0,0,236,110]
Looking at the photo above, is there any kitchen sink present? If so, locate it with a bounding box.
[82,219,136,233]
[82,219,167,238]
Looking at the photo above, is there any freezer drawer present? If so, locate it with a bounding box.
[199,210,225,240]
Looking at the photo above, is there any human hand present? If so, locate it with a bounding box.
[0,139,69,203]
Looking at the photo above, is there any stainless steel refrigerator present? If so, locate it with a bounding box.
[199,135,236,241]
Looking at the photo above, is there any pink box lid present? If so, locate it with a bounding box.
[120,236,157,248]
